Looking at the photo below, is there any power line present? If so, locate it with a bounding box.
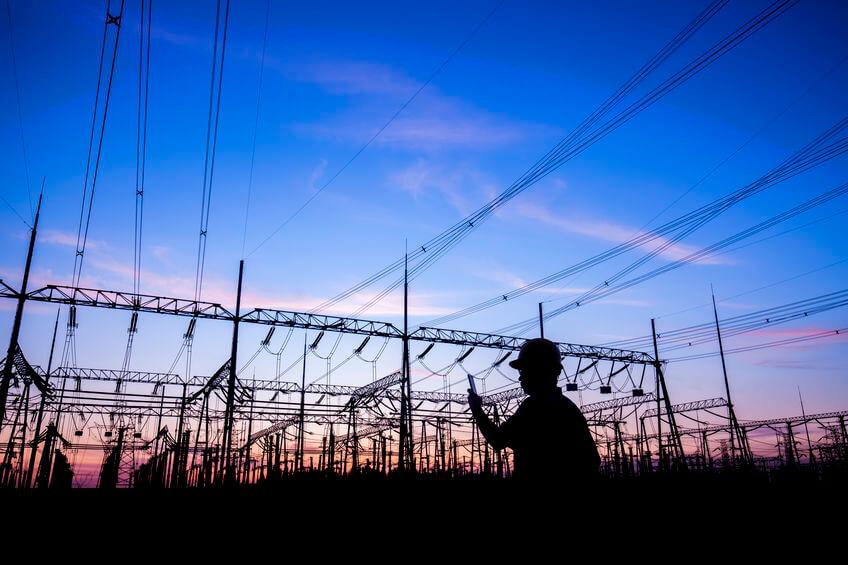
[72,0,126,288]
[246,0,507,258]
[5,0,32,221]
[241,0,271,259]
[667,327,847,362]
[315,0,793,317]
[657,257,848,321]
[194,0,231,301]
[602,288,848,351]
[134,0,152,296]
[428,114,848,328]
[497,171,848,336]
[0,193,30,228]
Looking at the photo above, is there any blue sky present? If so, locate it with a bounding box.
[1,0,847,422]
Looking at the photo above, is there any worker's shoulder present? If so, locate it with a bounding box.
[522,389,580,413]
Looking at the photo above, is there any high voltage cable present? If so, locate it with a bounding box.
[246,0,507,258]
[525,52,840,317]
[496,179,848,335]
[601,288,848,351]
[134,0,152,296]
[656,258,848,320]
[72,0,126,288]
[428,115,848,328]
[194,0,230,301]
[667,326,847,362]
[320,0,730,315]
[316,0,794,317]
[636,52,848,232]
[5,0,33,221]
[241,0,271,259]
[500,138,848,333]
[0,193,29,228]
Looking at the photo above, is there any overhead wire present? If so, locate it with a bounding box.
[72,0,126,288]
[667,326,847,362]
[656,258,848,321]
[431,114,848,329]
[194,0,231,301]
[246,0,507,258]
[134,0,152,296]
[4,0,33,220]
[498,175,848,335]
[241,0,271,259]
[602,288,848,351]
[322,0,793,318]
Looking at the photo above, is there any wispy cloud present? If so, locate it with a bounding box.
[308,159,329,191]
[39,229,105,251]
[750,359,837,370]
[283,58,539,150]
[512,199,727,265]
[43,253,457,318]
[746,326,844,339]
[389,160,499,216]
[283,60,419,97]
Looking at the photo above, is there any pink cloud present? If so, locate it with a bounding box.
[745,326,843,339]
[33,254,457,319]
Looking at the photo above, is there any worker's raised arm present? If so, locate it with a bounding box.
[468,391,516,451]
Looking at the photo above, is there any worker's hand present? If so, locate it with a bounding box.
[468,389,482,412]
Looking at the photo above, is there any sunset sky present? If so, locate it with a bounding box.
[1,0,847,467]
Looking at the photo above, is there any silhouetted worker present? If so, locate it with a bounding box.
[468,338,600,480]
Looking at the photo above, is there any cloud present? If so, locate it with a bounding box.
[152,27,201,48]
[40,229,104,251]
[150,245,174,261]
[376,115,524,149]
[241,289,457,318]
[389,160,500,216]
[283,58,538,150]
[745,326,843,339]
[750,359,831,370]
[283,60,419,97]
[511,199,727,265]
[309,159,329,191]
[42,253,456,318]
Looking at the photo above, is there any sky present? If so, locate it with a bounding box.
[1,0,847,465]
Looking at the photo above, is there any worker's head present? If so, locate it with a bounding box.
[509,338,562,395]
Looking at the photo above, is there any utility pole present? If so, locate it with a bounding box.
[651,319,686,471]
[711,289,741,464]
[538,302,544,338]
[297,334,307,472]
[798,386,814,466]
[398,250,414,471]
[243,395,254,483]
[171,383,187,488]
[26,308,60,488]
[221,260,244,482]
[1,193,42,430]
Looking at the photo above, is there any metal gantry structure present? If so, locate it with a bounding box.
[1,199,847,487]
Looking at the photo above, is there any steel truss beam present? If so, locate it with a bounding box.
[54,367,182,385]
[21,284,233,319]
[631,410,848,442]
[580,393,657,413]
[3,283,653,364]
[690,410,848,435]
[410,326,654,363]
[641,397,727,419]
[241,308,402,338]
